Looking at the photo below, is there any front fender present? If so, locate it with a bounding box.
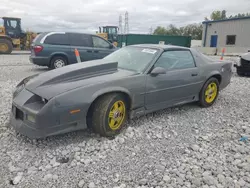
[53,86,132,110]
[91,87,132,102]
[206,70,221,80]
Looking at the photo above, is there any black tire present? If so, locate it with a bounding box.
[91,93,128,137]
[50,56,68,69]
[199,77,219,108]
[0,38,13,54]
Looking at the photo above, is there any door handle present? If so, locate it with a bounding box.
[93,50,99,53]
[87,50,93,53]
[191,73,198,76]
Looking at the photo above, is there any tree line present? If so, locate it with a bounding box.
[153,10,250,40]
[205,10,250,21]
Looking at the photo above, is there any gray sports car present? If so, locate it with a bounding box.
[10,44,233,139]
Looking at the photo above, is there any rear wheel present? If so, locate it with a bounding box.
[199,77,219,107]
[50,56,68,69]
[0,38,13,54]
[91,93,128,137]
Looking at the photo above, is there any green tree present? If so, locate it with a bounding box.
[166,24,182,36]
[182,24,203,40]
[210,10,223,20]
[221,10,227,19]
[206,10,250,20]
[229,12,250,18]
[153,23,203,40]
[153,26,167,35]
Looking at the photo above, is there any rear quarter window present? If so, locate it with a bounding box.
[44,33,69,45]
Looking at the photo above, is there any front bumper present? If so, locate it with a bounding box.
[10,87,88,139]
[10,109,47,139]
[10,109,85,139]
[234,64,250,75]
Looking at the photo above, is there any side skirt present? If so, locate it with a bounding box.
[129,95,199,120]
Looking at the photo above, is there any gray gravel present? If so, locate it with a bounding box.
[1,54,250,188]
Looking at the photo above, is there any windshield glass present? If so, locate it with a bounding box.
[103,46,160,72]
[108,27,117,34]
[0,18,3,27]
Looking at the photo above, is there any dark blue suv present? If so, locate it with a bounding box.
[30,32,117,69]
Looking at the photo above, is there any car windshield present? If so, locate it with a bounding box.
[103,46,160,72]
[108,27,117,34]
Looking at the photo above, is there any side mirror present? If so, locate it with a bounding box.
[150,67,166,76]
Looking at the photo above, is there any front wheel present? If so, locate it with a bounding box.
[199,77,219,107]
[91,93,128,137]
[0,38,13,54]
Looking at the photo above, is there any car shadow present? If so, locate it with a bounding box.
[30,67,49,72]
[8,52,31,55]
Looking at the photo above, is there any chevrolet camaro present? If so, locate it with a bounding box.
[10,44,233,139]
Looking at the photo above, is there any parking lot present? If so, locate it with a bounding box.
[0,53,250,188]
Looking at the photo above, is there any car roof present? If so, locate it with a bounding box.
[130,44,190,50]
[39,31,98,36]
[66,31,97,36]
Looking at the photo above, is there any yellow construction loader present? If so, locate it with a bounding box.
[97,26,119,47]
[0,17,37,54]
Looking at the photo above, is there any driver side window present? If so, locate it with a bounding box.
[92,36,110,48]
[155,50,196,71]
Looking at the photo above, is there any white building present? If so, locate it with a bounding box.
[202,16,250,48]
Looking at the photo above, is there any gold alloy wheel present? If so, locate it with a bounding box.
[205,82,218,103]
[108,100,126,130]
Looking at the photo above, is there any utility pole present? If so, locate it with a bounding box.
[119,14,123,34]
[149,26,153,34]
[124,11,129,34]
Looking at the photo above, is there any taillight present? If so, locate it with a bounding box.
[33,45,43,54]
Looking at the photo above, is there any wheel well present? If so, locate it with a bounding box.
[86,91,132,128]
[211,74,222,84]
[50,54,69,64]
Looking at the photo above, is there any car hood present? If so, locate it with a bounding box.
[23,59,136,99]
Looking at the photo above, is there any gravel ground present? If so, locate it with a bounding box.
[0,53,250,188]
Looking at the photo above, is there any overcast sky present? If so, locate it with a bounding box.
[1,0,250,34]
